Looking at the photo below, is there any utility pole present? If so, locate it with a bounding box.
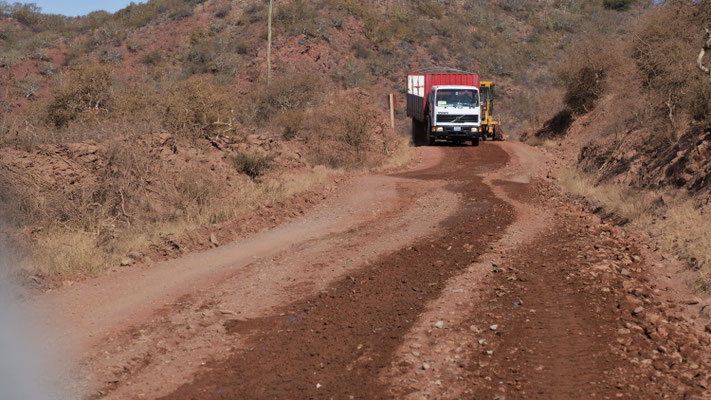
[267,0,273,85]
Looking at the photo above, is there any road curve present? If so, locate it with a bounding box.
[34,142,711,399]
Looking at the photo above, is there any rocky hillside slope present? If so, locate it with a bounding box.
[525,0,711,289]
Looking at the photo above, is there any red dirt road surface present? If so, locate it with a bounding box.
[37,143,711,399]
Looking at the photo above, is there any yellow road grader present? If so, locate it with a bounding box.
[480,81,504,141]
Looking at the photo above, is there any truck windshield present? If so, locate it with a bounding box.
[435,89,479,107]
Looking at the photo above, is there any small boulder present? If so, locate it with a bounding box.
[209,233,220,247]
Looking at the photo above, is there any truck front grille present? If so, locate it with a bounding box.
[437,114,478,123]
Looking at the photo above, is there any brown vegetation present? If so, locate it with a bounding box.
[526,0,711,288]
[0,0,681,278]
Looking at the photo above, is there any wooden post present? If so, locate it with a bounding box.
[267,0,273,85]
[388,93,395,129]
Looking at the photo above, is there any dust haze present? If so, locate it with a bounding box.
[0,254,58,400]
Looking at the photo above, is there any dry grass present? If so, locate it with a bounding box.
[297,90,398,169]
[373,136,415,172]
[16,163,342,276]
[560,170,711,291]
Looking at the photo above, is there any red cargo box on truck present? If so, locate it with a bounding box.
[407,68,482,146]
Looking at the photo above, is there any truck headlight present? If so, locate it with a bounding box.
[436,127,443,132]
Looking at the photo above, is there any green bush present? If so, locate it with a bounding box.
[99,47,124,64]
[38,61,56,77]
[170,4,194,20]
[140,50,161,65]
[238,1,266,25]
[413,0,444,18]
[276,0,320,37]
[350,39,372,59]
[127,41,140,52]
[214,2,231,18]
[231,152,274,179]
[603,0,635,11]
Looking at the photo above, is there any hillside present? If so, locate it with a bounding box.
[0,0,666,281]
[524,0,711,290]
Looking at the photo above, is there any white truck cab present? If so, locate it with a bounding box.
[427,85,482,141]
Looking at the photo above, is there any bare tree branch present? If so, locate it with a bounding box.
[698,28,711,82]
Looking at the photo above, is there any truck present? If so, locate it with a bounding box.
[407,68,482,146]
[480,81,504,141]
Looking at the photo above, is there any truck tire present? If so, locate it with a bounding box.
[471,137,480,147]
[412,119,426,146]
[411,119,421,146]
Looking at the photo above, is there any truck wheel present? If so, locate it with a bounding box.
[412,120,427,146]
[412,120,422,146]
[471,137,480,147]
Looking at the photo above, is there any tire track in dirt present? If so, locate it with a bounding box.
[380,143,711,399]
[35,147,463,399]
[86,175,460,400]
[383,142,552,399]
[459,203,711,399]
[160,145,516,399]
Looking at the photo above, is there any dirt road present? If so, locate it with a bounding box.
[37,143,711,399]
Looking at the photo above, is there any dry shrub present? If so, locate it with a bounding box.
[45,63,113,128]
[274,109,305,139]
[183,35,242,76]
[557,36,620,114]
[0,135,224,274]
[253,71,323,122]
[214,2,232,19]
[231,152,274,180]
[632,2,711,123]
[167,170,225,222]
[276,0,321,37]
[350,39,372,59]
[161,75,241,139]
[297,90,396,169]
[140,50,161,65]
[413,0,444,18]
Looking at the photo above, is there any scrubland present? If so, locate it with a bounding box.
[524,0,711,289]
[2,0,704,281]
